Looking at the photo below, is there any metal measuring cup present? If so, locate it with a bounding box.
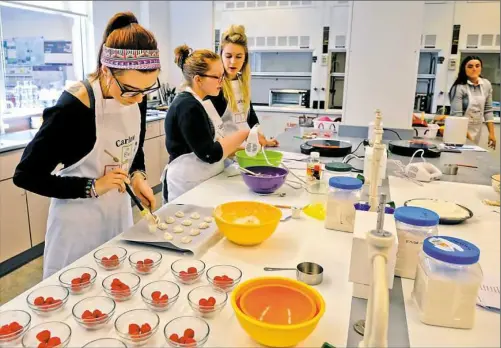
[264,262,324,285]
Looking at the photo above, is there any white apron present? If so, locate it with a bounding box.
[164,88,227,202]
[43,79,141,278]
[465,80,486,144]
[222,80,250,133]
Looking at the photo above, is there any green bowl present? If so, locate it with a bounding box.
[235,150,283,168]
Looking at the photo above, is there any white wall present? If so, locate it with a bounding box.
[455,1,500,50]
[343,1,425,129]
[167,1,213,87]
[91,0,143,61]
[146,1,170,83]
[422,1,500,109]
[422,2,455,111]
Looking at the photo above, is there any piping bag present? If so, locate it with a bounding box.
[124,182,159,225]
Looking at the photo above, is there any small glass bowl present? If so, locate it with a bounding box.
[22,321,71,348]
[206,265,242,292]
[164,316,210,347]
[171,259,206,285]
[141,280,180,312]
[187,286,228,319]
[129,251,162,275]
[102,273,140,302]
[93,247,127,271]
[26,285,69,316]
[72,296,115,330]
[59,266,97,295]
[82,338,127,347]
[114,309,160,346]
[0,310,31,346]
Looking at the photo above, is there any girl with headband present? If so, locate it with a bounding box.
[14,12,161,278]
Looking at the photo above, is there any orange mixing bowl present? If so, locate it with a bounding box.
[231,277,325,347]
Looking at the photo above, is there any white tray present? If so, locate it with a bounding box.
[121,204,220,255]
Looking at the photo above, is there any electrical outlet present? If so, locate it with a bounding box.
[448,58,457,70]
[321,54,328,66]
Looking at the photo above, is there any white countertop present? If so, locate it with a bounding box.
[1,152,499,347]
[0,160,354,347]
[389,176,500,348]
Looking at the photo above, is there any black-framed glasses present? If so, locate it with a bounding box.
[111,71,160,97]
[199,73,225,83]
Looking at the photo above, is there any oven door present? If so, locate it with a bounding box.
[269,89,306,107]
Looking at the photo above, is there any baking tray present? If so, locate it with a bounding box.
[121,204,220,254]
[404,198,473,225]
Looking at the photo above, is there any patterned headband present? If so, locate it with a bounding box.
[100,45,161,70]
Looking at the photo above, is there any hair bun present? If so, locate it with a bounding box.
[174,44,192,70]
[223,25,247,41]
[229,25,246,36]
[109,12,138,32]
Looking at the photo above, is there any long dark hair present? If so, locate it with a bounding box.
[90,12,158,79]
[449,55,483,100]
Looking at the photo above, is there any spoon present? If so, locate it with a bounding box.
[239,167,261,176]
[257,192,286,197]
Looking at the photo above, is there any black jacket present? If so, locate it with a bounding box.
[13,91,147,199]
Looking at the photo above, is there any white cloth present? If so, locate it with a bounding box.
[465,79,486,144]
[223,80,249,132]
[165,88,227,202]
[43,79,141,278]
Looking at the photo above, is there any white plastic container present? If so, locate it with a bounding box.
[325,177,363,233]
[424,124,440,139]
[394,206,439,279]
[412,236,482,329]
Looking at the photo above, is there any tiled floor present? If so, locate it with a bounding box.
[0,192,163,306]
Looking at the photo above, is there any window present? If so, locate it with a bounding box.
[0,2,88,132]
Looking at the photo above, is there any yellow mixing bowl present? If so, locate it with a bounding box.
[213,201,282,246]
[231,277,326,347]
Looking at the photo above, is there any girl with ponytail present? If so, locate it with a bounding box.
[162,44,268,202]
[14,12,162,278]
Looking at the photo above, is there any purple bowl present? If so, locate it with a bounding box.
[241,166,288,194]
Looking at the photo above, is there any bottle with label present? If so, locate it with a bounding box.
[306,152,322,181]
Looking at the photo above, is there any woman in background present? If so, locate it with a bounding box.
[163,45,265,202]
[206,25,278,146]
[448,56,496,149]
[14,12,160,278]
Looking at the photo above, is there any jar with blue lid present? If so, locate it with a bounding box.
[412,236,482,329]
[324,176,363,232]
[394,206,439,279]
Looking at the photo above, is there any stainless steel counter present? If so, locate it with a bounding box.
[275,127,499,186]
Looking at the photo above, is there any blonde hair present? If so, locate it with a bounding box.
[220,25,251,113]
[174,44,220,87]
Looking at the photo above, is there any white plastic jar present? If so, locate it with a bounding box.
[394,206,439,279]
[324,176,363,232]
[412,236,482,329]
